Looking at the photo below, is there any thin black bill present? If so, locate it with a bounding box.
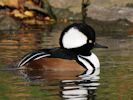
[94,43,108,48]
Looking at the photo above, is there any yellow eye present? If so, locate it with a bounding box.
[89,40,92,43]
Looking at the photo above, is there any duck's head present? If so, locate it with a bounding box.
[59,23,107,55]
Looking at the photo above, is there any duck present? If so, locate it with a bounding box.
[17,23,107,71]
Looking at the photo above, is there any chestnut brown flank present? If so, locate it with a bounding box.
[27,58,85,71]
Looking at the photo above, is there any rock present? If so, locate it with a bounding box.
[48,0,133,22]
[0,15,20,31]
[24,11,34,17]
[1,0,133,23]
[24,1,48,14]
[48,0,82,20]
[87,5,133,22]
[49,0,81,13]
[91,0,133,7]
[11,9,26,18]
[24,0,56,20]
[0,0,19,8]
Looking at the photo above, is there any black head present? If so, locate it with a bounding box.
[59,23,96,55]
[60,23,107,55]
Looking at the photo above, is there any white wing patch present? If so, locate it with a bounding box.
[18,53,51,67]
[62,28,87,49]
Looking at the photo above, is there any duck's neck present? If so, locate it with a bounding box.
[77,53,100,72]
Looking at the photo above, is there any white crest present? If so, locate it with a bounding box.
[77,53,100,70]
[62,28,87,49]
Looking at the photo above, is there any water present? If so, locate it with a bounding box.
[0,23,133,100]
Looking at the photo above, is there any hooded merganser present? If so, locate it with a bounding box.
[17,23,107,71]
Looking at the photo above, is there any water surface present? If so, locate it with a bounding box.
[0,23,133,100]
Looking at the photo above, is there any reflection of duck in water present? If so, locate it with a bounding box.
[17,23,107,71]
[17,67,100,99]
[61,68,100,100]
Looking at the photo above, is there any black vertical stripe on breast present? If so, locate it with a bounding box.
[76,58,88,70]
[77,55,95,74]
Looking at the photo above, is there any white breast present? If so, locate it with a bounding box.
[77,53,100,70]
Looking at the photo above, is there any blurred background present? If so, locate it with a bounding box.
[0,0,133,100]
